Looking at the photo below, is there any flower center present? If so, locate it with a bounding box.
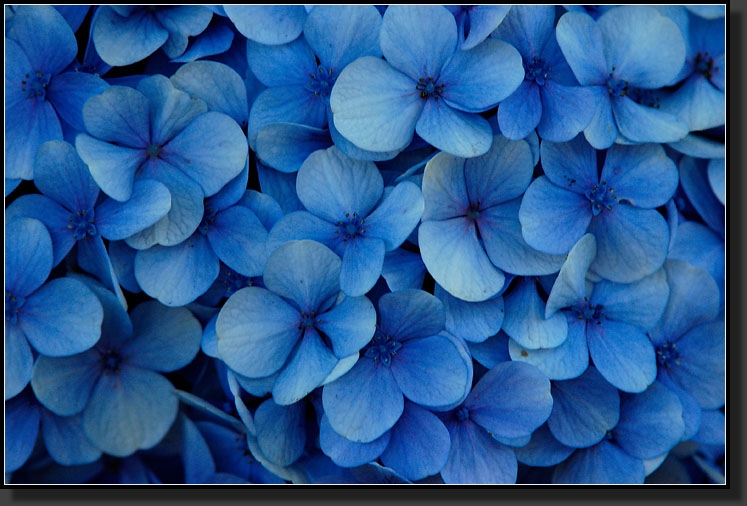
[5,291,26,325]
[524,57,552,86]
[334,213,366,242]
[416,76,445,100]
[67,209,97,240]
[573,298,606,325]
[585,182,618,215]
[21,71,51,99]
[627,87,661,109]
[655,341,681,369]
[99,349,123,374]
[364,331,402,366]
[607,69,629,97]
[146,143,161,159]
[467,201,481,221]
[220,268,255,296]
[694,51,718,80]
[308,65,336,100]
[199,205,218,235]
[297,310,321,330]
[456,406,470,422]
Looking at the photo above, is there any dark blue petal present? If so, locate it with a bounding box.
[254,398,306,466]
[273,327,338,405]
[224,6,306,45]
[553,441,645,483]
[514,423,575,468]
[440,419,517,484]
[319,415,389,468]
[435,284,503,343]
[5,390,41,472]
[5,216,54,297]
[41,411,102,466]
[31,351,101,416]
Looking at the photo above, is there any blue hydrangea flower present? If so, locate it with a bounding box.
[6,141,171,302]
[648,260,724,441]
[216,240,377,406]
[30,281,202,457]
[433,283,504,344]
[678,155,725,238]
[445,5,511,50]
[322,290,472,443]
[439,361,553,483]
[658,9,725,132]
[75,74,248,246]
[492,5,597,142]
[5,6,108,181]
[519,136,678,282]
[330,5,524,158]
[246,6,384,158]
[267,146,424,296]
[419,135,564,302]
[552,381,684,484]
[224,5,307,46]
[555,5,688,148]
[91,6,213,66]
[5,218,104,399]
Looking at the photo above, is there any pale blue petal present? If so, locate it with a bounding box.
[5,391,41,472]
[611,96,688,144]
[31,350,101,416]
[216,287,301,378]
[273,327,338,405]
[435,284,503,343]
[7,6,77,75]
[254,398,306,466]
[304,5,382,71]
[329,56,423,153]
[46,71,109,132]
[381,249,426,292]
[296,146,383,223]
[514,424,575,467]
[668,320,725,410]
[588,205,670,283]
[41,411,102,466]
[587,319,657,393]
[75,134,147,202]
[246,36,317,87]
[81,86,150,148]
[554,12,608,85]
[263,240,341,312]
[421,152,470,221]
[518,176,592,255]
[440,419,517,484]
[600,143,679,208]
[340,237,385,296]
[590,268,669,331]
[419,218,505,302]
[95,179,172,240]
[92,7,168,67]
[316,295,376,358]
[224,5,306,45]
[390,335,470,408]
[667,133,725,159]
[661,74,725,132]
[363,182,424,251]
[237,189,284,231]
[463,5,511,50]
[123,302,201,372]
[33,140,99,214]
[502,277,568,350]
[153,6,212,59]
[5,217,53,297]
[679,156,725,235]
[248,85,327,150]
[83,365,179,457]
[319,415,389,468]
[5,96,63,180]
[134,234,219,307]
[207,205,268,277]
[20,277,103,357]
[416,100,493,158]
[265,211,340,255]
[614,381,684,459]
[707,158,726,205]
[553,441,645,484]
[583,90,618,149]
[548,367,620,448]
[508,315,590,381]
[136,74,208,145]
[539,135,598,194]
[545,234,596,318]
[379,5,457,81]
[496,81,542,140]
[378,289,445,342]
[464,135,533,205]
[439,39,524,111]
[256,123,332,173]
[108,241,141,294]
[322,357,404,443]
[381,402,450,481]
[597,6,685,88]
[5,324,34,400]
[170,21,234,64]
[538,82,599,142]
[468,331,511,369]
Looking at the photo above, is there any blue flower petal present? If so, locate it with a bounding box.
[539,136,599,194]
[75,135,147,202]
[421,152,470,221]
[216,287,301,378]
[237,189,284,232]
[273,327,339,405]
[41,411,102,466]
[248,85,327,150]
[8,6,77,75]
[266,211,340,255]
[5,95,63,180]
[469,331,511,369]
[587,319,657,393]
[123,302,202,372]
[20,277,103,357]
[92,7,168,67]
[553,440,645,483]
[224,5,306,45]
[435,284,503,343]
[323,357,405,443]
[380,402,450,481]
[597,6,685,88]
[601,144,679,209]
[5,391,41,472]
[380,5,457,81]
[246,36,317,88]
[378,290,445,342]
[254,398,307,466]
[496,81,542,140]
[381,249,427,292]
[329,56,423,153]
[440,418,517,484]
[256,123,332,173]
[692,409,725,446]
[5,325,34,400]
[519,176,592,255]
[319,415,389,468]
[503,277,568,350]
[679,156,725,235]
[390,335,470,408]
[419,218,505,302]
[546,234,596,318]
[611,96,688,144]
[462,5,511,50]
[548,367,620,448]
[5,217,54,297]
[514,423,575,468]
[83,365,179,457]
[707,158,726,205]
[465,361,553,439]
[538,82,599,142]
[171,21,234,64]
[207,205,268,277]
[555,12,608,86]
[316,295,376,358]
[108,241,141,294]
[136,74,208,145]
[46,71,109,132]
[81,86,151,148]
[31,350,101,416]
[614,381,684,459]
[465,135,533,205]
[33,141,99,215]
[416,99,493,158]
[590,269,669,331]
[508,315,590,380]
[95,179,172,241]
[364,182,424,251]
[583,90,618,149]
[153,6,212,60]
